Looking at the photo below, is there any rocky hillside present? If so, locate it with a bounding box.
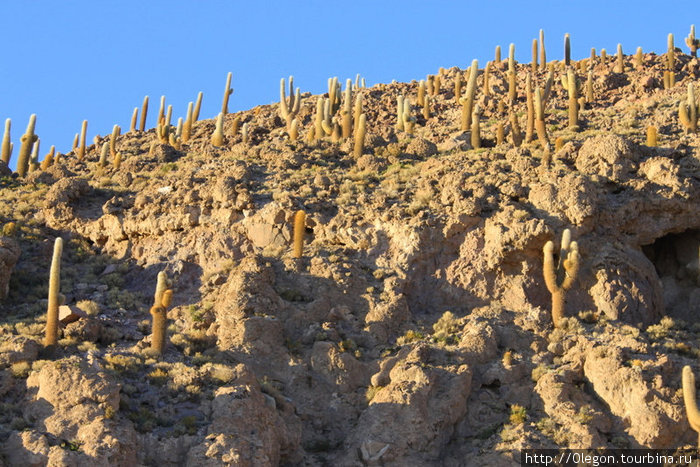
[1,33,700,466]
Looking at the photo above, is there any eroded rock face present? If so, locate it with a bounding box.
[576,135,639,182]
[185,364,300,466]
[0,237,20,300]
[3,356,138,466]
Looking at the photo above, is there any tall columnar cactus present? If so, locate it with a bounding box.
[396,95,405,131]
[17,115,38,177]
[494,45,501,63]
[679,83,700,133]
[634,47,643,70]
[279,76,301,132]
[77,120,87,161]
[182,102,194,143]
[686,25,700,57]
[470,105,481,149]
[211,112,225,146]
[109,124,120,160]
[482,61,491,96]
[667,33,675,71]
[150,272,172,356]
[353,113,366,158]
[157,96,166,125]
[417,80,426,107]
[539,29,546,71]
[221,72,233,115]
[341,79,353,139]
[44,237,63,347]
[402,99,416,134]
[328,77,340,114]
[139,96,149,131]
[98,142,109,168]
[534,87,549,152]
[193,92,203,122]
[353,93,363,131]
[29,138,40,173]
[531,38,538,73]
[564,33,571,66]
[682,365,700,447]
[293,210,306,259]
[460,60,479,131]
[585,69,594,103]
[563,68,579,129]
[509,111,523,147]
[543,229,580,328]
[1,119,12,166]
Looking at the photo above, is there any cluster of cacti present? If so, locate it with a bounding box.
[44,237,63,347]
[679,83,699,132]
[279,76,300,134]
[396,96,416,134]
[542,229,580,328]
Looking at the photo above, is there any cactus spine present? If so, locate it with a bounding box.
[17,115,38,177]
[293,210,306,259]
[682,365,700,447]
[1,119,11,166]
[139,96,149,132]
[543,229,580,328]
[686,25,700,57]
[221,72,233,115]
[44,237,63,347]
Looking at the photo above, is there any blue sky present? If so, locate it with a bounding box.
[1,1,696,169]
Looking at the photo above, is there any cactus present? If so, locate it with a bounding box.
[634,47,643,70]
[679,83,700,133]
[539,29,546,71]
[534,87,549,152]
[165,105,173,127]
[509,111,522,147]
[585,69,594,103]
[44,237,63,347]
[17,115,38,177]
[525,73,534,143]
[402,99,416,134]
[192,91,204,124]
[211,112,225,146]
[686,25,700,57]
[470,105,481,149]
[496,121,504,146]
[353,113,366,158]
[508,43,515,73]
[600,48,607,65]
[564,68,579,129]
[495,45,501,63]
[614,44,624,73]
[417,80,426,107]
[682,365,700,447]
[422,94,430,120]
[589,48,596,69]
[482,61,491,97]
[279,76,301,132]
[109,125,120,160]
[28,138,40,173]
[242,122,250,144]
[543,229,580,328]
[353,93,363,132]
[77,119,87,161]
[40,145,55,170]
[341,79,353,139]
[98,142,109,168]
[664,70,676,90]
[139,96,149,132]
[555,136,564,151]
[646,126,658,147]
[157,96,166,125]
[129,107,138,132]
[328,77,340,114]
[182,102,194,143]
[150,274,172,356]
[564,33,571,66]
[293,210,306,259]
[531,38,538,73]
[667,33,675,71]
[1,119,11,166]
[460,60,479,130]
[221,72,233,115]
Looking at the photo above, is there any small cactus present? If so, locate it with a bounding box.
[130,107,138,132]
[44,237,63,347]
[150,274,172,356]
[614,43,624,73]
[646,126,658,147]
[543,229,580,328]
[211,112,225,146]
[470,105,481,149]
[40,145,55,170]
[293,210,306,259]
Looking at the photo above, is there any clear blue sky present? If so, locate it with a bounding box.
[0,1,695,169]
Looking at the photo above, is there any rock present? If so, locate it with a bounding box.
[575,135,639,183]
[310,341,368,392]
[58,304,88,325]
[0,335,40,368]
